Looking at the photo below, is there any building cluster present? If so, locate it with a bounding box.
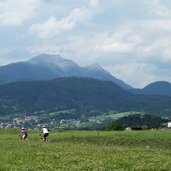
[168,121,171,128]
[0,116,77,130]
[0,115,171,130]
[0,116,39,129]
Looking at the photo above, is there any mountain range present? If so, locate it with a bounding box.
[0,53,171,118]
[0,54,171,98]
[0,77,171,117]
[0,54,131,89]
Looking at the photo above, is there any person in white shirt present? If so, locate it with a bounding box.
[40,126,49,142]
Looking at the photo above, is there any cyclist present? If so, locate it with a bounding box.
[19,127,28,141]
[40,126,49,142]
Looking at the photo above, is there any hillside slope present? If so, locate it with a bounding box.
[129,81,171,97]
[0,77,171,116]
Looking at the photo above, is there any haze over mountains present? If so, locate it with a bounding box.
[0,54,131,89]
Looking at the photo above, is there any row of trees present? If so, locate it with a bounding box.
[104,114,169,130]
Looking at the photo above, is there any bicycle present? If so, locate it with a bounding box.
[39,134,50,142]
[18,134,28,141]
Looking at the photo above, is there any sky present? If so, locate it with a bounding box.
[0,0,171,88]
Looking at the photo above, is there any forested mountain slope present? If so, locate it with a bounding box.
[0,77,171,117]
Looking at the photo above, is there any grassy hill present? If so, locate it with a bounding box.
[0,129,171,170]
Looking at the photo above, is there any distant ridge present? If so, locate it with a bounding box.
[128,81,171,97]
[0,54,132,89]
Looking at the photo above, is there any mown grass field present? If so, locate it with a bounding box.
[0,129,171,171]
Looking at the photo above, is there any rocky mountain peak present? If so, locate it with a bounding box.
[29,54,79,69]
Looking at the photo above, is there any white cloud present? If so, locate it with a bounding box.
[111,0,122,5]
[104,63,157,88]
[139,19,171,30]
[163,48,171,61]
[95,31,142,54]
[0,0,40,26]
[29,7,92,38]
[89,0,99,8]
[147,0,171,17]
[107,19,171,63]
[99,42,133,53]
[27,43,60,55]
[141,37,171,60]
[69,30,143,61]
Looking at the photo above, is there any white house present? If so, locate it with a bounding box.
[167,121,171,128]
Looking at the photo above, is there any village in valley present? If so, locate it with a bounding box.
[1,115,171,131]
[0,115,87,130]
[0,116,53,130]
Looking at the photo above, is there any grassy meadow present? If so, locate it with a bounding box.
[0,129,171,171]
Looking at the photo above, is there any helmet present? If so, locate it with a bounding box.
[22,127,24,130]
[43,126,46,128]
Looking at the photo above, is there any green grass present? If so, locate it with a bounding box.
[88,111,142,121]
[0,129,171,171]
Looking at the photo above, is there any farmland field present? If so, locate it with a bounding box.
[0,129,171,171]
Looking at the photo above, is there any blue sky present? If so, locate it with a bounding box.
[0,0,171,88]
